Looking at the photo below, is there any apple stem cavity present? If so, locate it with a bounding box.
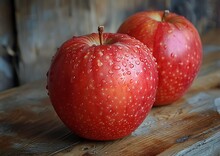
[162,10,170,22]
[98,26,104,45]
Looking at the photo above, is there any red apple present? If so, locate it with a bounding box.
[118,10,202,106]
[47,26,158,140]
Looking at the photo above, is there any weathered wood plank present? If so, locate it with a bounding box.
[0,0,15,91]
[15,0,153,84]
[0,1,14,52]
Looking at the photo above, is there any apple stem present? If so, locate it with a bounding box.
[162,10,170,22]
[98,26,104,45]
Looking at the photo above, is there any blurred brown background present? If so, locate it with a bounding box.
[0,0,220,91]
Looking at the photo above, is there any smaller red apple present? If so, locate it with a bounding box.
[47,26,158,140]
[118,10,203,105]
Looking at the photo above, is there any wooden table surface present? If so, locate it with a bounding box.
[1,36,220,155]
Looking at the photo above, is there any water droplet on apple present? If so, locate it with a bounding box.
[102,79,107,84]
[164,45,167,49]
[171,53,175,58]
[108,70,114,74]
[122,62,127,67]
[127,71,131,75]
[120,77,126,83]
[140,58,147,63]
[117,46,123,50]
[97,83,102,87]
[97,60,103,67]
[135,45,140,49]
[135,61,140,65]
[113,65,121,70]
[130,79,134,84]
[115,57,121,62]
[98,51,104,56]
[179,62,184,66]
[129,64,134,68]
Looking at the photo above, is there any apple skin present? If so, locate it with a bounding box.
[118,11,202,106]
[47,33,158,140]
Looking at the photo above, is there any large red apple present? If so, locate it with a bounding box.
[47,26,158,140]
[118,10,202,106]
